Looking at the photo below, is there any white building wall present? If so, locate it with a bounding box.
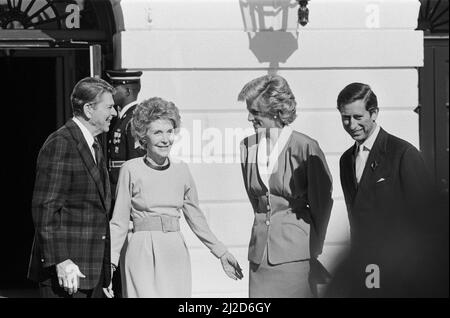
[111,0,423,298]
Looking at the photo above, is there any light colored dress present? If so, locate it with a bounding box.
[110,157,227,298]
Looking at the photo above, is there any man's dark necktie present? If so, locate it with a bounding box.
[93,139,106,194]
[93,139,112,288]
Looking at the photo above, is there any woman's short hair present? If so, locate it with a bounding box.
[71,77,114,117]
[237,74,297,126]
[131,97,181,148]
[337,82,378,114]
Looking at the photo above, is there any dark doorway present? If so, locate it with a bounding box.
[419,40,449,195]
[0,56,57,291]
[0,0,115,298]
[0,48,90,296]
[417,0,449,195]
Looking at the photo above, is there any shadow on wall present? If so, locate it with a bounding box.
[239,0,300,72]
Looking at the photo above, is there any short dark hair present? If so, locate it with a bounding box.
[337,82,378,114]
[71,77,114,117]
[237,74,297,126]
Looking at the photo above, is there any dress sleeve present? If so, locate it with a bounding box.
[182,164,227,258]
[306,140,334,257]
[110,164,133,265]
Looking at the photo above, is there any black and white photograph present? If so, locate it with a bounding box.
[0,0,448,302]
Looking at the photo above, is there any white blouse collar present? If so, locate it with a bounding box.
[257,125,293,190]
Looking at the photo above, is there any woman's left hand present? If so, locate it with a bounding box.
[220,252,244,280]
[103,283,114,298]
[102,264,116,298]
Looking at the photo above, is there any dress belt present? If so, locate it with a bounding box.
[133,215,180,233]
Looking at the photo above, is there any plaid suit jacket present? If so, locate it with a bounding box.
[28,119,112,290]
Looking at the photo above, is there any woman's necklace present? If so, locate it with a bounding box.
[143,156,170,170]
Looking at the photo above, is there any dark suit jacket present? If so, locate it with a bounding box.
[340,128,432,247]
[28,119,112,290]
[328,128,440,297]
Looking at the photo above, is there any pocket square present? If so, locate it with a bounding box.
[376,178,386,183]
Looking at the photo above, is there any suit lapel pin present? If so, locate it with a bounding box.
[371,160,379,171]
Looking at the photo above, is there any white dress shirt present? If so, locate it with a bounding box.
[355,124,381,183]
[72,117,97,163]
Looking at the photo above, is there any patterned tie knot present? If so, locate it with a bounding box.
[93,138,100,149]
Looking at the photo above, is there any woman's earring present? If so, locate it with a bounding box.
[274,116,278,119]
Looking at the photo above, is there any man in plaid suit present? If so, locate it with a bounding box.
[28,77,117,298]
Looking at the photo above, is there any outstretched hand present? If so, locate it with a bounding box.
[220,251,244,280]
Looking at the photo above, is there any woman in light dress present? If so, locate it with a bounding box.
[110,97,243,298]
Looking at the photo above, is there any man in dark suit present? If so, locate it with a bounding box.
[327,82,439,297]
[28,77,117,298]
[105,70,145,298]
